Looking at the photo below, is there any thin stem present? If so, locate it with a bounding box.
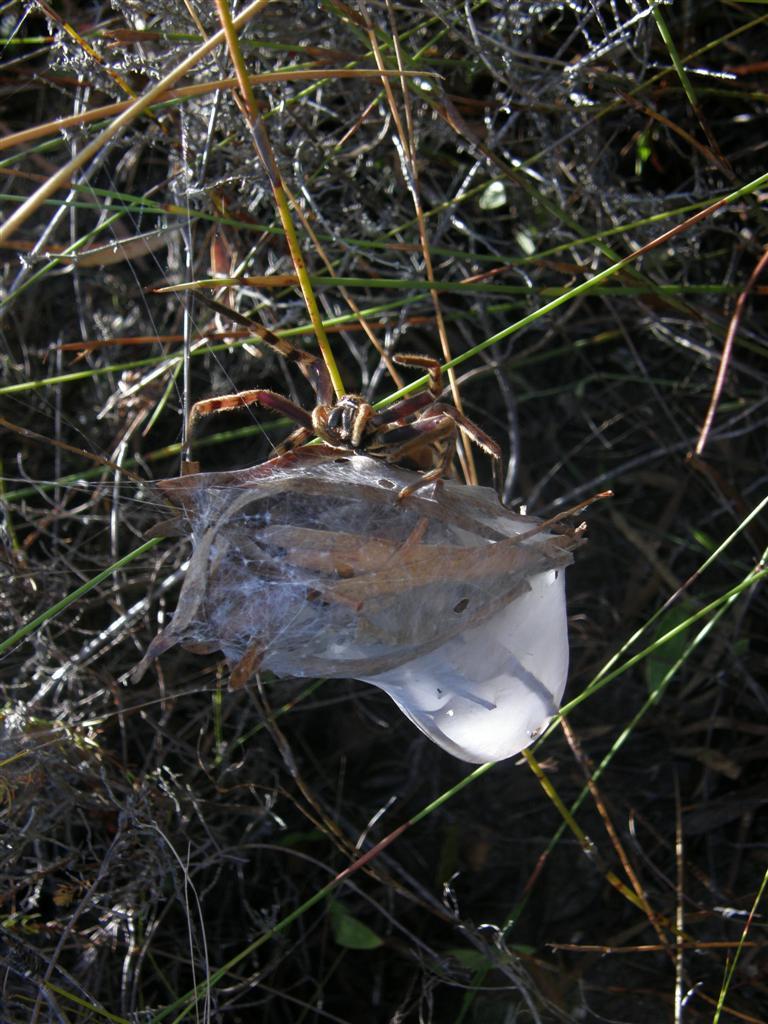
[0,539,162,657]
[214,0,346,398]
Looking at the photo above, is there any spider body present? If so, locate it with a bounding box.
[188,295,501,499]
[314,393,374,450]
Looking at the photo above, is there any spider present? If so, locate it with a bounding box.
[186,294,502,500]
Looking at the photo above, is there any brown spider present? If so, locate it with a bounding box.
[187,295,501,500]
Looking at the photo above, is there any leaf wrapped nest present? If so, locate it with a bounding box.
[138,447,586,761]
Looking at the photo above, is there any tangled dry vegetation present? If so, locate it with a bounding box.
[1,2,767,1022]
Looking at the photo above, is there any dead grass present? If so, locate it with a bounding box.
[1,2,767,1022]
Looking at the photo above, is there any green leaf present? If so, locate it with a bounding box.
[328,900,383,950]
[692,529,716,554]
[447,947,493,970]
[645,601,696,694]
[635,129,653,175]
[276,829,325,848]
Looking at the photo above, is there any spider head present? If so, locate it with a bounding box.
[313,394,373,450]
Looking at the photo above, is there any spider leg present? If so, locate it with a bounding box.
[430,403,503,499]
[375,414,455,461]
[188,388,313,434]
[195,292,334,405]
[368,353,444,429]
[368,390,434,428]
[377,416,458,500]
[381,406,503,500]
[186,389,314,470]
[392,353,443,398]
[426,403,501,460]
[274,425,314,455]
[387,358,504,496]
